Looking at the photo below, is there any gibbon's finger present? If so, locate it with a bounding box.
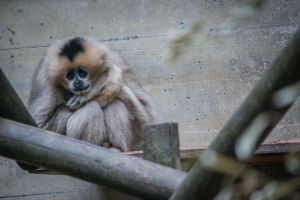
[66,96,76,106]
[66,96,82,109]
[69,101,81,110]
[79,96,86,105]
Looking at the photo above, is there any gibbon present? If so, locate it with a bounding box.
[28,36,155,151]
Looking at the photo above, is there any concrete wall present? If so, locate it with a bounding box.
[0,0,299,199]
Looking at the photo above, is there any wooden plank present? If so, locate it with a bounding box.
[128,140,300,166]
[0,117,186,200]
[246,154,286,166]
[179,139,300,159]
[142,123,181,169]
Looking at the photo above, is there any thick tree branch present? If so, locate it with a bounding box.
[170,29,300,200]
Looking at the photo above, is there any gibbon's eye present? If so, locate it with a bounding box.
[66,69,75,80]
[78,67,88,78]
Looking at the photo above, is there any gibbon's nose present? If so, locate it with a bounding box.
[74,79,84,90]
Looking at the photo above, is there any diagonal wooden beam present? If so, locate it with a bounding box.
[0,117,186,200]
[170,29,300,200]
[0,68,39,170]
[0,69,36,126]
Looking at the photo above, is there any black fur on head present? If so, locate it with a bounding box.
[59,37,84,61]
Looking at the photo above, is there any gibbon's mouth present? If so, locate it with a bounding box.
[72,85,90,95]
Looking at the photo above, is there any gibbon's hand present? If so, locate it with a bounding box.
[98,82,122,108]
[66,95,86,110]
[98,91,112,107]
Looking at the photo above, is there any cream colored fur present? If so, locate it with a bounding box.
[28,36,155,151]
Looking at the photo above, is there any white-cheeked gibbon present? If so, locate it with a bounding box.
[28,36,155,151]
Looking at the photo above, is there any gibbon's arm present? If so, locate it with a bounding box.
[28,61,65,130]
[87,64,123,107]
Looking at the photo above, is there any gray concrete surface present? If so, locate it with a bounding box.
[0,0,299,199]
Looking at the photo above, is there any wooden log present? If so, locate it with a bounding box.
[0,117,186,200]
[0,68,38,170]
[142,123,181,169]
[0,69,36,126]
[170,29,300,200]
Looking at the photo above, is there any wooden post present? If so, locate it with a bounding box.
[0,117,186,200]
[142,123,181,169]
[170,29,300,200]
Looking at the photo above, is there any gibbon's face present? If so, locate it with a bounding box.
[64,66,90,94]
[47,37,108,95]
